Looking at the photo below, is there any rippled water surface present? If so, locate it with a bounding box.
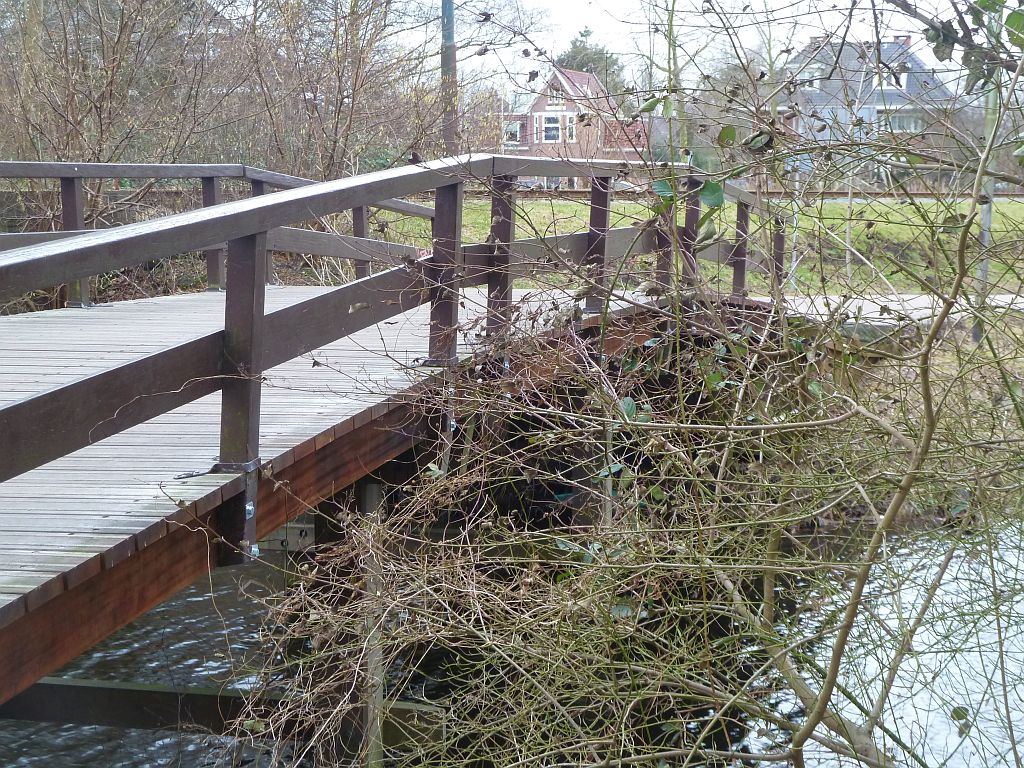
[0,556,288,767]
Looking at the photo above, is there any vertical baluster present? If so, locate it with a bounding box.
[217,231,267,566]
[61,177,90,307]
[352,205,370,279]
[772,215,786,295]
[249,179,273,284]
[680,177,702,287]
[487,175,516,336]
[202,177,225,290]
[584,176,611,314]
[426,182,463,365]
[654,200,674,291]
[731,202,750,296]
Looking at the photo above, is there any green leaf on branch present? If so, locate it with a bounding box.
[651,178,675,209]
[925,20,957,61]
[950,706,973,737]
[741,128,773,152]
[902,152,931,166]
[699,180,725,209]
[609,601,635,620]
[1007,10,1024,48]
[619,396,637,420]
[637,96,663,114]
[717,125,736,147]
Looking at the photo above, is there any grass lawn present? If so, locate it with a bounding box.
[329,194,1024,298]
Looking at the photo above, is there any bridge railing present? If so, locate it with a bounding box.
[0,161,436,301]
[0,153,785,563]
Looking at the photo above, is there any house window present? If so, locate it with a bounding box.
[805,69,826,89]
[884,112,924,133]
[547,89,565,108]
[543,115,561,142]
[504,121,521,144]
[567,115,577,143]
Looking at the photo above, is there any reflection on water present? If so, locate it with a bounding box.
[0,555,289,768]
[4,524,1024,767]
[747,520,1024,767]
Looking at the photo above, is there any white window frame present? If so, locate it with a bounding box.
[884,111,923,133]
[542,114,561,143]
[547,89,565,108]
[533,114,540,142]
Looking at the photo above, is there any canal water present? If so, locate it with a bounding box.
[2,523,1023,766]
[0,554,292,767]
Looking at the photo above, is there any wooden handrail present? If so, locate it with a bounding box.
[0,161,436,219]
[243,166,435,220]
[0,155,492,300]
[0,161,247,179]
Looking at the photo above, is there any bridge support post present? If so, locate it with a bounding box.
[730,201,750,296]
[584,176,611,314]
[217,231,268,566]
[202,176,225,290]
[487,175,516,336]
[357,477,385,768]
[352,206,370,279]
[771,215,786,296]
[249,178,274,285]
[425,182,463,365]
[654,199,674,291]
[679,177,701,287]
[60,177,90,307]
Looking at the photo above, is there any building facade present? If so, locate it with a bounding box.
[501,68,646,184]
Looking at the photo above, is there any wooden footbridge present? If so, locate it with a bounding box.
[0,155,784,729]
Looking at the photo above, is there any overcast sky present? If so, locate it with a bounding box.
[473,0,953,95]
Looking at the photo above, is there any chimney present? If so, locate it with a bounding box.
[894,34,911,45]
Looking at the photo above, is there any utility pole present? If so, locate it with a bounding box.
[441,0,458,155]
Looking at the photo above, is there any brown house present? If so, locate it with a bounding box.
[502,68,646,186]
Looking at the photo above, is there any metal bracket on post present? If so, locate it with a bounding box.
[216,231,267,566]
[423,182,463,366]
[61,177,90,308]
[583,176,611,314]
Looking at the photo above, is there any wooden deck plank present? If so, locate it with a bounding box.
[0,286,477,620]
